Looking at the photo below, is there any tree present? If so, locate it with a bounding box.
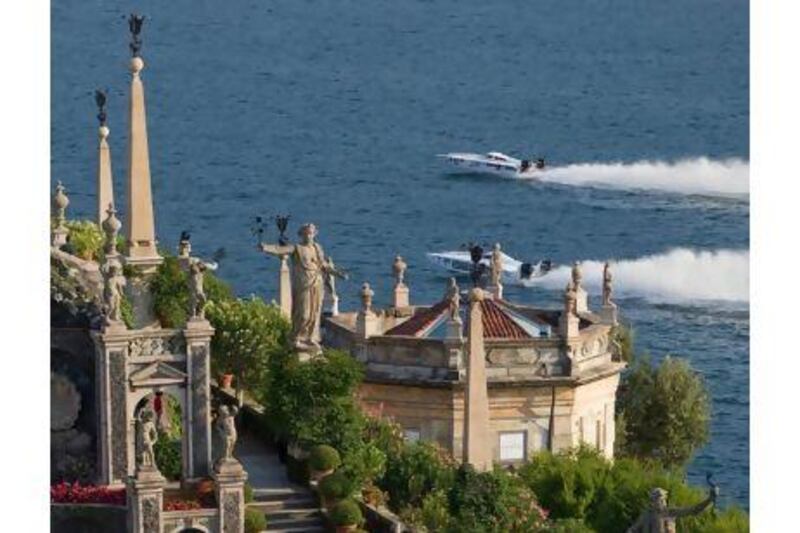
[617,355,710,468]
[206,296,290,402]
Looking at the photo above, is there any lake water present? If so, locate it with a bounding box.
[52,0,749,507]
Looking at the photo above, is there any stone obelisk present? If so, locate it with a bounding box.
[123,15,162,328]
[95,90,114,226]
[463,288,492,472]
[124,17,161,271]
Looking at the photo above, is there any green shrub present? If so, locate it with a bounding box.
[244,482,254,503]
[319,471,355,501]
[548,518,597,532]
[64,220,105,261]
[329,499,363,527]
[267,349,365,454]
[378,441,456,510]
[207,296,290,399]
[309,445,342,472]
[154,432,182,481]
[339,442,386,489]
[617,355,711,468]
[244,507,267,533]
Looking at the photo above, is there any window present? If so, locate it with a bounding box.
[404,428,420,443]
[499,431,526,462]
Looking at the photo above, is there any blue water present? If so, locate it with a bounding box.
[52,0,749,507]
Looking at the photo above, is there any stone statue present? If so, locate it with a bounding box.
[95,89,107,126]
[188,258,208,319]
[361,282,374,313]
[393,255,407,286]
[323,256,348,305]
[571,261,583,288]
[216,405,239,462]
[446,278,461,321]
[603,262,613,306]
[136,408,158,469]
[490,243,503,288]
[260,223,337,352]
[627,485,718,533]
[103,261,126,325]
[564,281,577,316]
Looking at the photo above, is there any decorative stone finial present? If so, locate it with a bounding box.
[95,89,108,127]
[603,262,613,305]
[128,13,145,58]
[360,282,374,313]
[571,261,583,288]
[52,181,69,227]
[393,255,407,287]
[469,287,485,303]
[102,203,122,256]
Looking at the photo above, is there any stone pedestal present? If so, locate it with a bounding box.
[393,284,409,309]
[52,226,69,249]
[356,310,379,340]
[444,318,465,378]
[560,313,580,340]
[127,467,166,533]
[599,302,618,325]
[278,254,292,319]
[213,459,248,533]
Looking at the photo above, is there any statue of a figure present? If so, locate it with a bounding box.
[188,258,208,319]
[571,261,583,288]
[360,283,374,313]
[216,405,239,462]
[260,223,338,352]
[136,408,158,469]
[103,261,126,325]
[627,486,718,533]
[490,243,503,288]
[323,256,348,305]
[603,262,613,306]
[446,278,461,321]
[564,281,577,316]
[128,14,145,56]
[393,255,407,286]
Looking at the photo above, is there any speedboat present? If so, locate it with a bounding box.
[437,152,545,178]
[426,249,553,285]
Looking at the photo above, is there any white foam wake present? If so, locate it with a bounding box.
[532,248,749,304]
[537,158,749,198]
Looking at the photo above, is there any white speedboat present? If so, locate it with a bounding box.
[438,152,545,178]
[426,249,553,285]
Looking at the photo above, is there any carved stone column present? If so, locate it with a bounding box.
[184,319,214,479]
[92,329,131,487]
[214,459,248,533]
[463,289,492,472]
[127,468,166,533]
[278,254,292,319]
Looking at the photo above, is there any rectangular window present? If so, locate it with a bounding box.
[499,431,526,462]
[404,428,420,443]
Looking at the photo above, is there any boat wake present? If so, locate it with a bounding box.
[536,158,749,198]
[531,248,749,304]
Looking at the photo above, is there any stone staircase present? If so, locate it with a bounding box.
[248,488,326,532]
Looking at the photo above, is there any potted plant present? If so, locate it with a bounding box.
[309,444,341,480]
[318,471,352,509]
[329,499,363,532]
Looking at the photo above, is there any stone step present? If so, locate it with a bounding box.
[267,515,325,531]
[253,488,316,503]
[265,507,322,521]
[249,498,318,513]
[266,528,325,533]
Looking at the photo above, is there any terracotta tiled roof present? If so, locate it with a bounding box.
[478,299,533,340]
[384,300,450,337]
